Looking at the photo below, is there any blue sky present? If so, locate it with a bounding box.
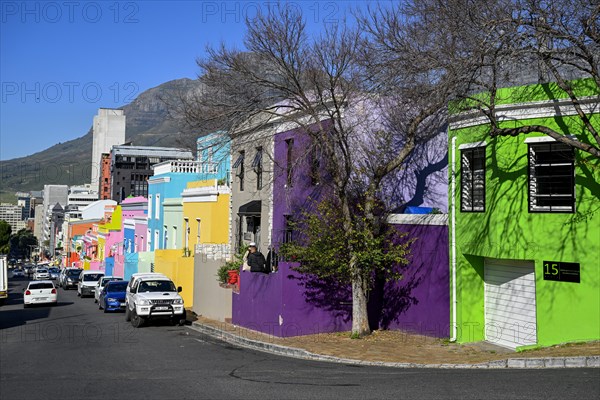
[0,1,374,161]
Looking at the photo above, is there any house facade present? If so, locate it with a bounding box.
[232,118,450,337]
[448,79,600,349]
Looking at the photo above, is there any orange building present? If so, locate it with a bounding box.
[100,153,111,200]
[65,219,101,267]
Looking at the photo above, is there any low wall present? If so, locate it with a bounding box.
[233,216,449,338]
[154,250,195,307]
[370,222,449,337]
[137,251,154,277]
[124,253,139,281]
[233,265,352,337]
[193,253,232,322]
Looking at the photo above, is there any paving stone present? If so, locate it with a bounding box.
[586,356,600,367]
[524,358,544,368]
[565,357,586,368]
[507,359,527,368]
[544,358,565,368]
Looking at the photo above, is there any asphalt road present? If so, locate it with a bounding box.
[1,277,599,400]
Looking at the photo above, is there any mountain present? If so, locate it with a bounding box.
[0,78,203,202]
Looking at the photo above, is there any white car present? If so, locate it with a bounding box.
[12,269,25,278]
[77,270,104,298]
[33,268,50,280]
[24,280,57,307]
[94,276,122,303]
[125,273,185,328]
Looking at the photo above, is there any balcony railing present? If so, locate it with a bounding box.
[153,160,222,176]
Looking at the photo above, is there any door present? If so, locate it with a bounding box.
[484,258,537,349]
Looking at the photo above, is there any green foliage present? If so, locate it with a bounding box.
[216,244,249,284]
[0,220,11,254]
[350,332,361,340]
[280,199,413,286]
[8,228,38,258]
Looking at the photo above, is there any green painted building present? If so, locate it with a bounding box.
[448,79,599,349]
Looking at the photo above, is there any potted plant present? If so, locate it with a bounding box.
[216,245,248,286]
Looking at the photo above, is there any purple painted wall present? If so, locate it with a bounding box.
[233,223,449,338]
[232,124,449,338]
[371,223,449,337]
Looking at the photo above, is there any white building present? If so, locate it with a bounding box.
[0,203,26,232]
[80,199,117,220]
[33,204,44,241]
[42,185,68,251]
[66,184,99,220]
[92,108,126,185]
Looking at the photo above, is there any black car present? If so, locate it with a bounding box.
[62,268,83,290]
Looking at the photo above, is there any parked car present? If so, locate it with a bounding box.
[94,276,122,303]
[12,269,25,278]
[33,268,50,281]
[98,280,128,312]
[48,267,60,280]
[61,268,83,290]
[125,273,185,328]
[77,270,104,297]
[23,280,57,307]
[24,265,34,277]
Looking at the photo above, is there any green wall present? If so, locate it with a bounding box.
[449,81,600,347]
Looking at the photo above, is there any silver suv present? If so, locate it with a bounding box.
[125,273,185,328]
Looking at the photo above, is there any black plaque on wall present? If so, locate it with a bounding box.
[543,261,580,283]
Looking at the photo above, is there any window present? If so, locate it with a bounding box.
[148,194,153,219]
[184,218,189,251]
[234,151,245,191]
[155,193,160,219]
[163,226,168,249]
[196,218,201,245]
[529,143,575,213]
[310,146,321,185]
[154,230,159,251]
[253,147,263,190]
[286,139,294,186]
[283,215,294,244]
[461,147,486,212]
[147,229,151,251]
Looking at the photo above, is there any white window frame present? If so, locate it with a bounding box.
[528,142,575,213]
[155,193,160,219]
[460,144,486,212]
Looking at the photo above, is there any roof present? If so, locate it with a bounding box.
[238,200,261,215]
[111,145,193,159]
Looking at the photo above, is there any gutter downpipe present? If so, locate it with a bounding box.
[450,134,458,342]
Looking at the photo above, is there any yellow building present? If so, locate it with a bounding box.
[154,179,231,309]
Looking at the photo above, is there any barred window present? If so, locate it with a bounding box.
[283,215,294,244]
[461,147,486,212]
[529,143,575,213]
[286,139,294,187]
[253,147,263,190]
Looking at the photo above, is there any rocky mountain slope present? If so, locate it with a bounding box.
[0,78,203,201]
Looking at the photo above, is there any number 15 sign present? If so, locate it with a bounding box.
[543,261,581,283]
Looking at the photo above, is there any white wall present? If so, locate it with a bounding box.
[91,109,126,184]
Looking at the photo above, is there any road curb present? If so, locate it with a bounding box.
[187,322,599,369]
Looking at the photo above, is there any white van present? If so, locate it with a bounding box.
[77,270,105,298]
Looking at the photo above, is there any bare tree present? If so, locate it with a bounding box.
[177,4,453,337]
[398,0,599,157]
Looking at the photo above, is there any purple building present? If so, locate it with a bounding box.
[232,119,450,337]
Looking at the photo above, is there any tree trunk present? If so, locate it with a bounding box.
[351,268,371,337]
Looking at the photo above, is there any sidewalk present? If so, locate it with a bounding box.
[187,315,600,369]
